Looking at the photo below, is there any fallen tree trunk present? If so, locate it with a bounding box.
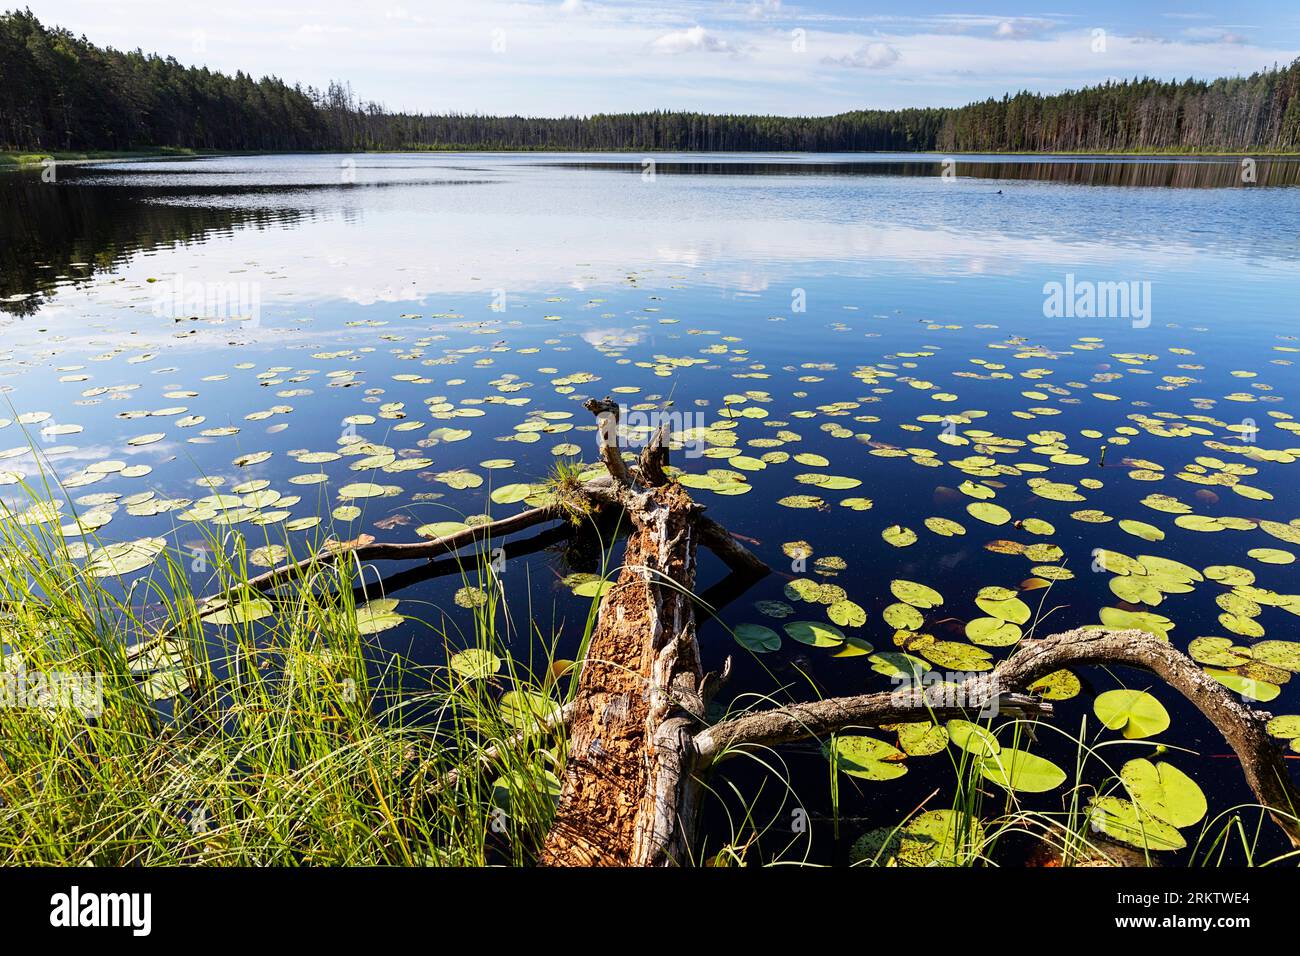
[539,480,707,865]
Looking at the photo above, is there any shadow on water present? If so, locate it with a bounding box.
[0,171,305,316]
[542,157,1300,188]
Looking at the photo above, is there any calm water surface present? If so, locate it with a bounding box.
[2,153,1299,863]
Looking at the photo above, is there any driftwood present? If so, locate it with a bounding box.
[530,398,1300,864]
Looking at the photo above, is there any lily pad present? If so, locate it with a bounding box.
[824,735,908,781]
[784,620,845,647]
[356,598,403,634]
[1120,758,1207,828]
[450,647,502,680]
[1094,689,1170,739]
[734,623,781,653]
[1088,796,1186,851]
[978,747,1067,793]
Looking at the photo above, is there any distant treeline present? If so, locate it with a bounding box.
[3,9,1299,154]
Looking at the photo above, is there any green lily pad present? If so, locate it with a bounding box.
[202,594,273,626]
[850,809,985,867]
[356,598,403,634]
[890,579,943,609]
[978,747,1067,793]
[450,648,501,680]
[827,599,867,628]
[1094,689,1170,739]
[883,602,924,632]
[784,620,845,647]
[824,735,908,780]
[890,721,950,757]
[1027,669,1081,700]
[882,524,917,547]
[1205,668,1280,702]
[946,719,1000,757]
[1120,758,1207,828]
[966,501,1011,526]
[966,617,1022,647]
[975,595,1031,625]
[1089,796,1186,851]
[734,623,781,653]
[490,483,533,505]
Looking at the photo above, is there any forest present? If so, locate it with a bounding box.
[3,10,1299,154]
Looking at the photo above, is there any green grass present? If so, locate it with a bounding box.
[0,475,585,865]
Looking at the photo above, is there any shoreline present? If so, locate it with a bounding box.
[5,146,1300,167]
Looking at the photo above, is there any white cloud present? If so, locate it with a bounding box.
[651,25,734,55]
[20,1,1300,115]
[823,42,900,69]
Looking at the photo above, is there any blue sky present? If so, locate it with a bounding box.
[27,1,1300,115]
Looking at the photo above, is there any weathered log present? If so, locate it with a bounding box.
[539,480,707,865]
[539,399,762,865]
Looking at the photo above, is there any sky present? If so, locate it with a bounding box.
[23,1,1300,116]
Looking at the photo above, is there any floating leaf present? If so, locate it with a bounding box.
[883,602,924,631]
[356,598,402,634]
[966,617,1022,647]
[850,809,985,867]
[1206,668,1280,702]
[338,482,385,500]
[889,721,949,757]
[784,620,845,647]
[890,579,943,609]
[966,501,1011,526]
[85,537,167,578]
[1120,759,1207,828]
[824,735,907,781]
[1119,519,1165,542]
[975,595,1031,626]
[1094,689,1170,739]
[978,747,1067,793]
[202,594,273,626]
[828,599,866,628]
[450,648,501,680]
[734,623,781,653]
[947,719,1000,757]
[499,690,561,730]
[918,640,993,672]
[1088,796,1186,851]
[924,516,966,537]
[490,483,533,505]
[881,524,917,547]
[1252,641,1300,672]
[1027,669,1080,700]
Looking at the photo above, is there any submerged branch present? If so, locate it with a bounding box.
[694,626,1300,849]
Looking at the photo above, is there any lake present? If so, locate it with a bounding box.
[2,152,1299,864]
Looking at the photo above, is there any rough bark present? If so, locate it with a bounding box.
[538,481,706,866]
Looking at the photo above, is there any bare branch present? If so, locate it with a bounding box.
[694,626,1300,848]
